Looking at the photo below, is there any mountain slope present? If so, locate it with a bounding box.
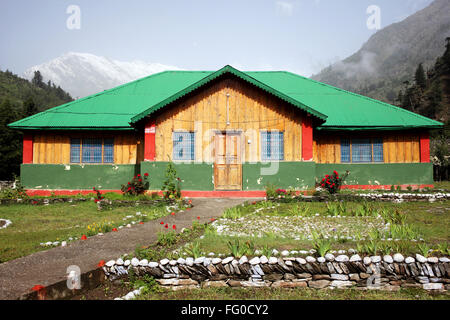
[312,0,450,105]
[23,52,182,99]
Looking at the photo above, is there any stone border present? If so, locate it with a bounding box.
[102,253,450,292]
[0,197,177,206]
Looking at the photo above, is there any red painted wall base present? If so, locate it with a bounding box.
[26,184,434,198]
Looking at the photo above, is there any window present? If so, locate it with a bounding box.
[341,138,383,163]
[173,132,195,161]
[261,131,284,161]
[70,138,114,164]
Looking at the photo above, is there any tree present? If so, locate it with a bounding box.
[31,70,44,88]
[415,63,426,89]
[0,99,22,180]
[23,96,38,117]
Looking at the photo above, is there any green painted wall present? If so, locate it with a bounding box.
[21,162,434,191]
[140,162,214,191]
[21,164,137,190]
[242,162,316,190]
[315,163,434,186]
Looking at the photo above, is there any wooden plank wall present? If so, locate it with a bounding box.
[32,132,139,164]
[313,132,421,163]
[154,77,304,162]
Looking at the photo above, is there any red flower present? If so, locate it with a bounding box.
[81,235,87,240]
[139,222,144,225]
[188,200,192,204]
[31,285,45,292]
[197,216,200,220]
[97,260,105,267]
[333,170,338,175]
[128,182,131,185]
[321,184,325,187]
[128,187,131,191]
[171,212,175,215]
[160,221,164,225]
[92,187,96,191]
[137,174,141,177]
[144,173,149,177]
[112,228,118,232]
[139,179,142,182]
[172,225,176,230]
[210,218,215,222]
[164,224,168,229]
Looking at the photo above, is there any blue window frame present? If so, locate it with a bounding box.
[82,138,103,163]
[70,138,114,164]
[70,138,81,163]
[340,139,351,163]
[261,131,284,161]
[173,132,195,161]
[352,139,372,163]
[340,138,384,163]
[103,138,114,163]
[373,138,384,162]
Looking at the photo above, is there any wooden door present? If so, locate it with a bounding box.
[214,132,242,190]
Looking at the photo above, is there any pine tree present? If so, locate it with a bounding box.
[415,63,426,89]
[31,70,44,88]
[23,96,38,117]
[0,99,22,179]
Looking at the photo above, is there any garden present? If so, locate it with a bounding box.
[88,173,450,300]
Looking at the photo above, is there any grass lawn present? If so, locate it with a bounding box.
[135,287,448,300]
[0,200,177,263]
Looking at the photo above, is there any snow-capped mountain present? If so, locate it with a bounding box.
[23,52,182,98]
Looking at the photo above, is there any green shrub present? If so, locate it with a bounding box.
[161,163,181,200]
[319,170,349,194]
[157,231,177,246]
[313,238,332,257]
[121,173,149,196]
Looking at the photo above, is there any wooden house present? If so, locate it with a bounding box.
[9,66,443,196]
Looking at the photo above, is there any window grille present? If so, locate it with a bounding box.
[340,139,351,163]
[173,132,195,161]
[261,131,284,161]
[103,138,114,163]
[70,138,81,163]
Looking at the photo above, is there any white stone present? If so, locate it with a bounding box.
[208,252,215,257]
[222,256,233,264]
[139,259,148,267]
[231,259,238,266]
[439,257,450,263]
[269,257,278,264]
[186,257,194,266]
[169,260,178,266]
[331,274,349,280]
[124,292,135,300]
[296,257,307,265]
[281,250,290,257]
[211,258,222,265]
[393,253,404,263]
[148,262,158,268]
[285,260,293,266]
[427,257,439,264]
[106,260,115,267]
[194,257,205,264]
[306,256,316,263]
[124,260,131,267]
[160,258,170,265]
[249,257,260,265]
[272,249,279,256]
[317,257,326,263]
[61,241,67,247]
[383,255,393,263]
[52,241,59,246]
[416,254,427,263]
[335,255,349,262]
[177,258,186,264]
[325,253,335,262]
[350,254,361,262]
[239,256,248,264]
[423,283,444,290]
[405,257,415,264]
[363,257,372,265]
[330,280,353,288]
[371,256,381,263]
[131,258,139,267]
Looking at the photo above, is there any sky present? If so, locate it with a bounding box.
[0,0,434,77]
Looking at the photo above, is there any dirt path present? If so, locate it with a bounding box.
[0,198,258,300]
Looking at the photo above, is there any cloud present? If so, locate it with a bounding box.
[275,1,294,16]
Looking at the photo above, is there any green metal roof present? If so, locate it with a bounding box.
[8,65,443,131]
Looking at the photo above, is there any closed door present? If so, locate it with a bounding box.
[214,133,242,190]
